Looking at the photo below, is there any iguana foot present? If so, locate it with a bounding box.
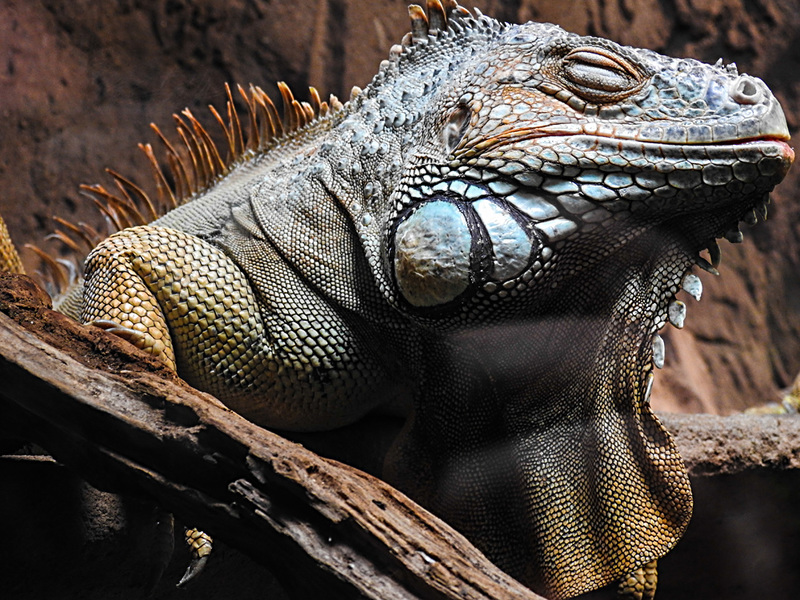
[617,560,657,600]
[177,528,213,587]
[88,318,171,364]
[85,319,175,371]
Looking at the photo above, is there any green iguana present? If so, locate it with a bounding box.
[0,1,793,598]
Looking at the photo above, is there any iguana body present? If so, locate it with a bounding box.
[4,1,794,598]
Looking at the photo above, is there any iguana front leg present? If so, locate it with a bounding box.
[81,224,263,584]
[82,224,266,393]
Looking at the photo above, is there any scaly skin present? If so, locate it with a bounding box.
[0,215,23,276]
[9,2,795,598]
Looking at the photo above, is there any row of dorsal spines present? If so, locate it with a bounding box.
[75,83,341,247]
[27,82,342,291]
[31,1,474,291]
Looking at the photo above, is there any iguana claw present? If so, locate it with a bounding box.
[87,318,172,367]
[88,318,149,345]
[177,528,213,587]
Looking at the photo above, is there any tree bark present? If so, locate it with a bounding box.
[0,272,548,600]
[2,272,799,599]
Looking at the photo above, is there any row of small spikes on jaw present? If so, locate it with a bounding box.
[27,82,343,292]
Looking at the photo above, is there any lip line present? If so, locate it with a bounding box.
[726,135,791,144]
[544,129,792,144]
[554,132,795,155]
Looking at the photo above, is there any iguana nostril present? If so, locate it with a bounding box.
[731,75,762,104]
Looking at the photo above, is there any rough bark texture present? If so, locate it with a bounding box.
[2,0,800,416]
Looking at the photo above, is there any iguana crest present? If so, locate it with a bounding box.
[31,83,343,286]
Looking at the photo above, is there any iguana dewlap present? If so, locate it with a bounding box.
[8,1,795,598]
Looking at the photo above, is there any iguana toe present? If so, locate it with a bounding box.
[177,528,213,587]
[88,318,169,359]
[617,560,658,600]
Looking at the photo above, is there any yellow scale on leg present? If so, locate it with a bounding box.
[617,560,658,600]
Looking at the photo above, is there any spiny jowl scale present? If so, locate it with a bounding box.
[43,1,793,599]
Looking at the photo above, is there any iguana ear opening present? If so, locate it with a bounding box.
[441,103,471,154]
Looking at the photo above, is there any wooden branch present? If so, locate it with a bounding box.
[0,273,547,600]
[659,412,800,476]
[2,273,799,598]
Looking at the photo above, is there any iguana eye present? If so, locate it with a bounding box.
[559,47,642,103]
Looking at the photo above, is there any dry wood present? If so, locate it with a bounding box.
[1,273,799,599]
[0,272,547,600]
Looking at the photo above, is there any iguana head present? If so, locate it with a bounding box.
[384,12,792,326]
[368,3,793,599]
